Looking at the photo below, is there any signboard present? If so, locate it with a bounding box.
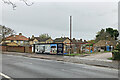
[57,43,64,55]
[35,44,50,53]
[34,43,64,55]
[45,44,51,53]
[50,44,57,54]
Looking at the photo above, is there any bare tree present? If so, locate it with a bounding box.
[2,0,34,10]
[0,25,16,41]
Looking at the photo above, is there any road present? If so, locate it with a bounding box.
[2,54,118,78]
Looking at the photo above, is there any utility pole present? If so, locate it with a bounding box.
[69,16,72,55]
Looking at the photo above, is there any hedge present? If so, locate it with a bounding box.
[112,50,120,60]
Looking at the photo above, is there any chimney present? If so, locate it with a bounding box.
[31,35,34,39]
[28,37,30,40]
[84,40,87,43]
[19,33,22,36]
[80,39,82,42]
[73,38,75,40]
[13,35,16,37]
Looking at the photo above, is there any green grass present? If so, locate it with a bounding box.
[65,53,83,56]
[65,52,91,56]
[64,51,112,56]
[102,51,111,53]
[108,57,113,60]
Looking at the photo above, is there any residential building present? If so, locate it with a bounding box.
[71,38,88,53]
[4,33,29,46]
[29,35,53,45]
[54,37,70,52]
[94,40,116,52]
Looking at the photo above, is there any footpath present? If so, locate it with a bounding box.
[2,52,120,69]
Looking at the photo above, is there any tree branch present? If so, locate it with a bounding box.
[20,0,34,6]
[2,0,34,10]
[2,0,17,10]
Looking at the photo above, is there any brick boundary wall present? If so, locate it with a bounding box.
[0,46,32,53]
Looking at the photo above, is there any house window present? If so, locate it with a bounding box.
[20,41,23,44]
[24,41,28,44]
[34,41,37,44]
[16,40,19,43]
[11,40,13,42]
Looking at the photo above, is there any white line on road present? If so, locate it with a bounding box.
[0,72,13,80]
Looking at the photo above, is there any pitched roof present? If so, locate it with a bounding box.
[94,40,116,47]
[54,37,69,42]
[29,37,51,42]
[5,35,28,41]
[39,38,51,42]
[71,39,77,43]
[29,37,39,41]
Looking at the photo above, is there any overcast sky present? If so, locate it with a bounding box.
[0,0,119,40]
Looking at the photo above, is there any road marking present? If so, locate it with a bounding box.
[0,72,13,80]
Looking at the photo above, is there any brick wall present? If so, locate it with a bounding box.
[25,46,32,53]
[0,46,7,51]
[7,46,25,53]
[1,46,32,53]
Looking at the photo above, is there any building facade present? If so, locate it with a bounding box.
[4,33,29,46]
[29,35,53,45]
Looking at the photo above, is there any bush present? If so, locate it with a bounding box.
[112,50,120,60]
[115,42,120,51]
[112,42,120,60]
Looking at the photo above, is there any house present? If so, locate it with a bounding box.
[71,38,79,53]
[54,37,70,43]
[1,33,32,53]
[39,38,53,43]
[29,35,53,45]
[54,37,70,53]
[94,40,116,52]
[71,38,88,53]
[4,33,29,46]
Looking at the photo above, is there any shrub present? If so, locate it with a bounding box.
[115,42,120,51]
[112,42,120,60]
[112,50,120,60]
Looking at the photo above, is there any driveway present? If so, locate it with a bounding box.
[85,52,112,60]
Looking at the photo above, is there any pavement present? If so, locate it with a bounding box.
[2,51,120,69]
[1,54,119,78]
[85,52,112,59]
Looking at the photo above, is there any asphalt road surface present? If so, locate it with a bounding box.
[2,54,118,78]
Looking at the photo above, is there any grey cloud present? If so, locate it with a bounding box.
[2,2,118,40]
